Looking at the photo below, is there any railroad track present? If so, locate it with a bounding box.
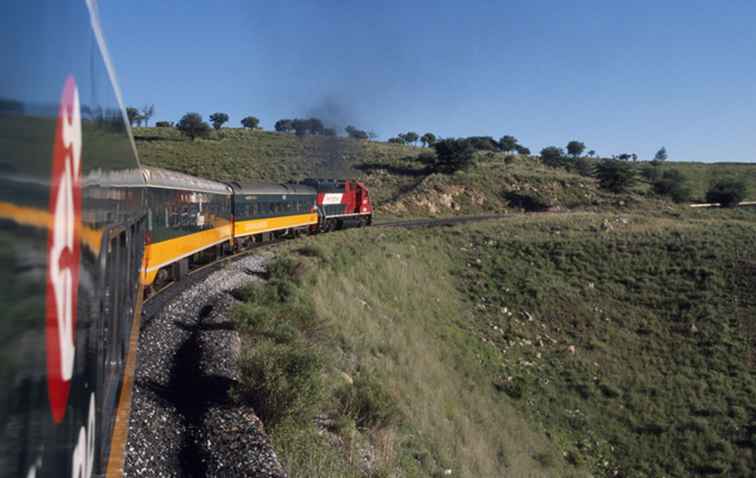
[375,213,509,229]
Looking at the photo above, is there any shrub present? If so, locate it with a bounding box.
[241,116,260,129]
[433,138,475,173]
[209,112,229,130]
[641,163,662,182]
[176,112,210,141]
[238,340,323,426]
[335,374,399,429]
[705,178,747,207]
[540,146,565,168]
[503,192,552,212]
[499,135,518,153]
[574,157,595,177]
[595,159,638,193]
[155,121,172,128]
[566,140,586,158]
[465,136,499,151]
[653,170,691,203]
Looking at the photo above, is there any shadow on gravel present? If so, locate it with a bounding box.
[139,301,239,478]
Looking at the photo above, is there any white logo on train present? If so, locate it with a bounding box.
[46,76,82,423]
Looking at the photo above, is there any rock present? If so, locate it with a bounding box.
[568,345,576,354]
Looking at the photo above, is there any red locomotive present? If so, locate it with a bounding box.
[302,179,373,231]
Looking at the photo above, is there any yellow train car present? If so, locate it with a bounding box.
[228,181,319,245]
[141,168,233,286]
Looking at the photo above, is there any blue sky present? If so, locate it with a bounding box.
[101,0,756,163]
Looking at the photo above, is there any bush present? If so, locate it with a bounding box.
[595,159,638,193]
[574,157,595,177]
[241,116,260,129]
[335,374,399,429]
[641,163,662,182]
[238,341,323,426]
[155,121,172,128]
[209,112,229,130]
[705,178,747,207]
[176,112,210,141]
[465,136,499,151]
[540,146,566,168]
[433,138,475,173]
[653,170,691,203]
[503,192,552,212]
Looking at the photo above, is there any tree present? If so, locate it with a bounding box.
[274,119,293,132]
[587,150,596,157]
[515,145,531,155]
[155,121,172,128]
[433,138,475,173]
[307,118,324,135]
[141,104,155,127]
[368,131,378,141]
[241,116,260,129]
[617,153,632,161]
[595,159,638,193]
[421,132,436,148]
[651,147,668,165]
[705,178,747,207]
[323,128,337,137]
[404,131,419,146]
[176,112,210,141]
[566,140,586,158]
[466,136,498,151]
[345,125,368,139]
[210,112,230,130]
[641,163,663,182]
[126,107,139,126]
[293,119,309,136]
[388,137,405,144]
[540,146,565,167]
[499,135,518,152]
[653,169,690,203]
[574,157,595,177]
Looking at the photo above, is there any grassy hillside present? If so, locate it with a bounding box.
[656,161,756,201]
[232,207,755,477]
[133,127,756,218]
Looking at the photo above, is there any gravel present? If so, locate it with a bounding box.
[124,255,287,478]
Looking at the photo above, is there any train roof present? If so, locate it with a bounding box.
[82,168,146,188]
[142,167,232,194]
[227,181,317,196]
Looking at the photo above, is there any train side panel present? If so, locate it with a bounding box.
[229,182,318,243]
[0,2,145,477]
[141,169,233,286]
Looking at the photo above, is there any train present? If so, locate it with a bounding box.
[0,2,371,477]
[99,167,372,290]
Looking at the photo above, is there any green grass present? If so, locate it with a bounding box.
[656,162,756,201]
[233,207,755,477]
[445,208,756,477]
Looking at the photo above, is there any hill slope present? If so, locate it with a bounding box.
[234,207,756,477]
[134,127,755,218]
